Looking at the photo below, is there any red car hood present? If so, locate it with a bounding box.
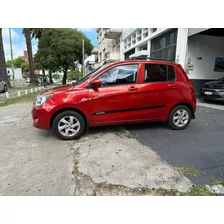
[41,85,82,95]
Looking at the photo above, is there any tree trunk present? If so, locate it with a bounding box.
[49,70,53,84]
[24,28,36,85]
[0,28,10,86]
[62,70,67,85]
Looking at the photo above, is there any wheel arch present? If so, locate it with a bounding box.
[50,107,89,130]
[169,102,195,119]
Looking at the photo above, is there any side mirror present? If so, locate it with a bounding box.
[91,79,102,89]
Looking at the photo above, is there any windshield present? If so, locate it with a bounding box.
[74,63,113,85]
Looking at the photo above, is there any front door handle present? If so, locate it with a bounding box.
[168,84,178,88]
[128,86,138,91]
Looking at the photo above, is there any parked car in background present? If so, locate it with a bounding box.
[32,57,196,140]
[200,77,224,102]
[0,79,8,92]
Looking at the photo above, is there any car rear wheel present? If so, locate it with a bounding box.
[52,110,85,140]
[168,105,192,130]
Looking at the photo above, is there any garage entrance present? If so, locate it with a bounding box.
[186,28,224,94]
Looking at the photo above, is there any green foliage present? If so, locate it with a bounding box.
[6,57,29,75]
[177,167,202,176]
[6,57,26,68]
[52,74,61,80]
[67,70,82,81]
[35,28,93,84]
[211,177,224,185]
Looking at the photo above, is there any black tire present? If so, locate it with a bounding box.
[168,105,192,130]
[3,85,7,93]
[52,110,86,140]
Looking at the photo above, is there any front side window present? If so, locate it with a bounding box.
[96,64,138,87]
[144,64,176,83]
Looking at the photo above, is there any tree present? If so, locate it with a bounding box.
[7,57,26,68]
[35,28,93,85]
[30,28,45,40]
[23,28,36,85]
[0,28,9,85]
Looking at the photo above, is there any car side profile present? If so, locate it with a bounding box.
[32,58,196,140]
[0,79,8,93]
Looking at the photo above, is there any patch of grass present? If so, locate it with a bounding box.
[0,90,43,107]
[187,185,217,196]
[211,177,224,185]
[114,128,137,140]
[177,167,202,176]
[94,182,217,196]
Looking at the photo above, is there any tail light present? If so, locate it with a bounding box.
[189,82,195,91]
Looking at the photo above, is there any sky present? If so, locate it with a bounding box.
[2,28,98,61]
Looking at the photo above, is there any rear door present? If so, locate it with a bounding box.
[88,64,141,125]
[137,63,179,120]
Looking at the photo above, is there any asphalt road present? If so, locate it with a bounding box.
[126,105,224,185]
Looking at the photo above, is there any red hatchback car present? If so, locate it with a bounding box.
[32,58,196,140]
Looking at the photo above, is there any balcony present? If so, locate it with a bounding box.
[105,28,122,39]
[129,50,149,58]
[105,51,120,62]
[92,46,99,54]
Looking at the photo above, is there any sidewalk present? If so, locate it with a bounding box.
[0,85,57,102]
[197,98,224,111]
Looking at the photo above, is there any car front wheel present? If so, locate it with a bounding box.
[168,105,192,130]
[52,110,86,140]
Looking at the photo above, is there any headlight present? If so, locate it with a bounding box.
[219,92,224,95]
[33,94,53,107]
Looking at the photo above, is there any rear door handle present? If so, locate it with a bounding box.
[168,84,178,88]
[128,86,139,91]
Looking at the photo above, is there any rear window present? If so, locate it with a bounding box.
[144,64,176,83]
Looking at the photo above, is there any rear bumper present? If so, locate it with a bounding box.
[32,106,51,130]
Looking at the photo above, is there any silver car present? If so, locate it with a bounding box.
[0,79,8,93]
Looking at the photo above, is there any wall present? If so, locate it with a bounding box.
[175,28,188,68]
[7,68,22,80]
[187,34,224,79]
[187,34,224,93]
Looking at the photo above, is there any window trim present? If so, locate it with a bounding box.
[88,64,140,89]
[143,63,176,83]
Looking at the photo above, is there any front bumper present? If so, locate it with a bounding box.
[200,88,224,102]
[32,106,51,130]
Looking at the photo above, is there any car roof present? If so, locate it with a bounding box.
[110,59,177,67]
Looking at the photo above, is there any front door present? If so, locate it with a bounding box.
[88,64,141,125]
[137,63,179,121]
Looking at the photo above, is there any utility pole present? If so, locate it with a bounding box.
[9,28,15,88]
[82,39,85,78]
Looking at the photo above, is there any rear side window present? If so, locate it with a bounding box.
[144,64,176,83]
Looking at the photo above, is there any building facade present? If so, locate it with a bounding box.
[93,28,122,68]
[121,28,224,94]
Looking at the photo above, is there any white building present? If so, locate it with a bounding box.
[93,28,122,68]
[7,67,23,80]
[121,28,224,94]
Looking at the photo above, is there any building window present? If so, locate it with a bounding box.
[124,48,135,59]
[139,43,147,51]
[144,64,176,82]
[150,29,177,62]
[151,28,157,33]
[144,32,148,38]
